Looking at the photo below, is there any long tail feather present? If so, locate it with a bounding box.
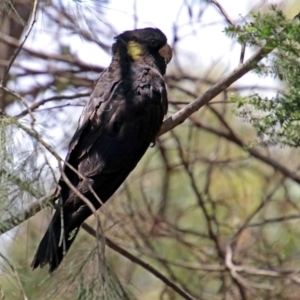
[31,211,80,273]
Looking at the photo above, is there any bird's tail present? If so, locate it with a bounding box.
[31,210,80,273]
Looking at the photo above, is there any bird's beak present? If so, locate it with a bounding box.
[159,43,172,65]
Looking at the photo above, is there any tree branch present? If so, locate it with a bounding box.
[81,223,197,300]
[0,191,57,235]
[159,44,271,136]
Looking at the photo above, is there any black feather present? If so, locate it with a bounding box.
[32,27,171,272]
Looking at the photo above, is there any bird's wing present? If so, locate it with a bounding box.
[77,64,167,177]
[66,68,122,157]
[62,63,167,189]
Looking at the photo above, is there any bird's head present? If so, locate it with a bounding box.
[112,27,172,74]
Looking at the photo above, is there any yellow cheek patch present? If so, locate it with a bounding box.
[127,41,143,60]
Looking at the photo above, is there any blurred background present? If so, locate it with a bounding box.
[1,0,300,299]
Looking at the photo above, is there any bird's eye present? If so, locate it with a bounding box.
[149,39,158,48]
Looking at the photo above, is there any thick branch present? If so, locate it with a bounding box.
[159,45,270,136]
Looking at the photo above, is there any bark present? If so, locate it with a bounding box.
[0,0,32,111]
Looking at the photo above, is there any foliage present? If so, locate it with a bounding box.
[227,6,300,147]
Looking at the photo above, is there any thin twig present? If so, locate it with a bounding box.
[0,253,28,300]
[0,84,36,122]
[81,223,197,300]
[247,214,300,228]
[15,93,89,118]
[210,0,246,64]
[0,33,104,73]
[211,0,236,27]
[188,115,300,185]
[239,43,246,64]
